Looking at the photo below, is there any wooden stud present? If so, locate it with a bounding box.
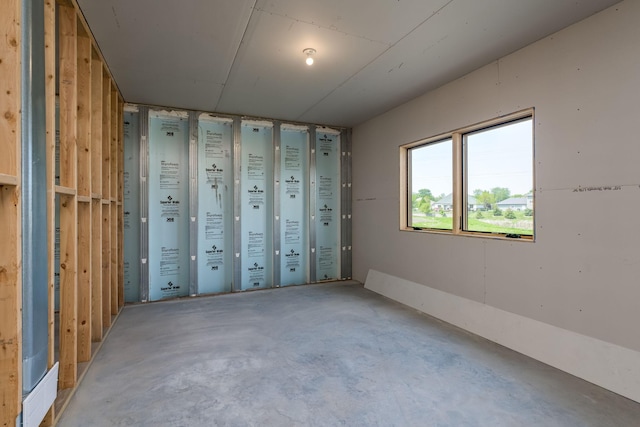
[0,2,21,422]
[58,3,77,189]
[101,71,112,327]
[90,50,103,198]
[58,193,78,389]
[90,199,103,341]
[76,24,91,197]
[76,201,91,363]
[102,72,111,201]
[75,21,92,364]
[57,3,78,390]
[90,49,103,342]
[43,0,57,424]
[0,186,21,427]
[111,201,118,315]
[102,203,112,329]
[111,85,118,200]
[110,85,119,313]
[0,0,19,178]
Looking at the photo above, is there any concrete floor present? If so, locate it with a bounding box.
[58,282,640,426]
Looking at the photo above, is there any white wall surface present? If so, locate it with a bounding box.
[353,0,640,365]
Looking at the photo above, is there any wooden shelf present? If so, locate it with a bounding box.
[77,195,91,203]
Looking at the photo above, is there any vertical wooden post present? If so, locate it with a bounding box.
[90,49,103,342]
[42,0,57,424]
[0,2,21,425]
[101,72,112,328]
[76,24,92,363]
[57,3,78,390]
[110,84,118,315]
[102,202,111,328]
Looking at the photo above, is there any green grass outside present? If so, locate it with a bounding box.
[411,210,533,236]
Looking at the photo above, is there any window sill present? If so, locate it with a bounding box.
[401,226,534,242]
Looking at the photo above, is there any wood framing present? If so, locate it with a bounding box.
[110,85,119,315]
[43,0,57,424]
[0,3,21,424]
[111,201,118,315]
[76,24,91,197]
[102,203,112,328]
[102,73,111,201]
[75,21,92,364]
[0,0,123,422]
[0,186,21,427]
[58,193,78,389]
[90,49,104,342]
[58,3,77,189]
[76,201,92,363]
[90,199,103,340]
[101,72,112,328]
[57,3,79,391]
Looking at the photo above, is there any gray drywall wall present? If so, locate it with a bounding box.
[352,0,640,352]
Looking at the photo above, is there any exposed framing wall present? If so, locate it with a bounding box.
[51,1,124,422]
[0,0,124,424]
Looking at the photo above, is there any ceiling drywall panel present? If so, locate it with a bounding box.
[77,0,622,127]
[298,0,623,125]
[215,10,388,122]
[253,0,452,45]
[123,74,226,114]
[77,0,254,111]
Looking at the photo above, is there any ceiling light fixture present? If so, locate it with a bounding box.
[303,48,316,66]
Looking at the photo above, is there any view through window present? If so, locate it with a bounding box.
[464,118,533,235]
[405,110,534,238]
[409,138,452,230]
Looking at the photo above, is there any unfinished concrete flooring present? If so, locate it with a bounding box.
[57,282,640,426]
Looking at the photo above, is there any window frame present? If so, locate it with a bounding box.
[400,108,535,241]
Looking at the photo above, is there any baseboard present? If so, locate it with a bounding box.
[364,269,640,403]
[22,362,58,427]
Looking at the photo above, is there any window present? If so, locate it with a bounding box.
[401,109,534,240]
[408,138,452,230]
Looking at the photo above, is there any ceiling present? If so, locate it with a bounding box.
[77,0,620,128]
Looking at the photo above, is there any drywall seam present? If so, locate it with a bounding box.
[364,269,640,403]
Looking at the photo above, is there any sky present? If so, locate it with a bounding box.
[411,118,533,197]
